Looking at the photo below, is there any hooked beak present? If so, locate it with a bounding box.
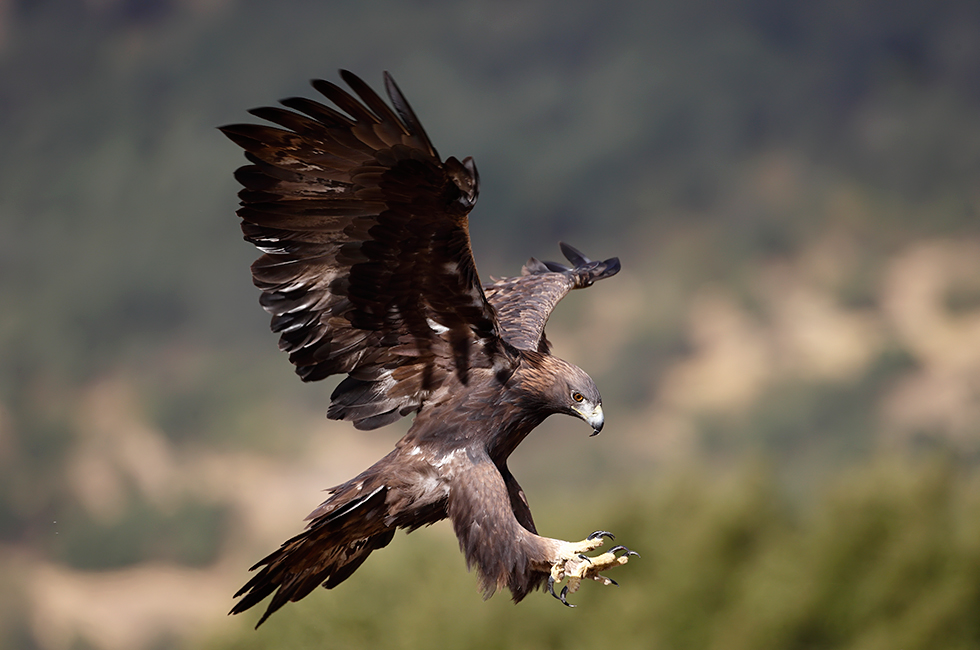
[573,403,604,436]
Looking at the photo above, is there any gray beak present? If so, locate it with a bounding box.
[578,403,604,436]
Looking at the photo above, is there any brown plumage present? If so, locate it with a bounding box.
[220,70,627,627]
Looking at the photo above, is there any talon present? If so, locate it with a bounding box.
[559,585,575,607]
[547,575,560,601]
[610,545,640,558]
[550,532,632,606]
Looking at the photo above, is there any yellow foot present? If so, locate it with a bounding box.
[548,531,639,607]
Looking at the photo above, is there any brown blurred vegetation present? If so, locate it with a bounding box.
[1,0,979,649]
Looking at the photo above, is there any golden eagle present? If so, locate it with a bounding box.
[220,70,634,627]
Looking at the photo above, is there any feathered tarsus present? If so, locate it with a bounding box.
[220,70,627,627]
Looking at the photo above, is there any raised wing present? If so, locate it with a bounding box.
[483,243,620,353]
[220,71,510,430]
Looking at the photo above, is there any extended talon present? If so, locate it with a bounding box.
[548,531,635,608]
[609,545,640,558]
[547,575,575,607]
[559,585,573,606]
[587,530,615,541]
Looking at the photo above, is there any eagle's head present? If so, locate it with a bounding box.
[562,363,604,436]
[521,353,604,435]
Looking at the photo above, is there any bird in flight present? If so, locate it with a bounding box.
[220,70,634,627]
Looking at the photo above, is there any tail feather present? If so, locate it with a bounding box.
[231,484,392,627]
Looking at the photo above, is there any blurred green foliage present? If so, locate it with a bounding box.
[1,1,979,648]
[50,498,230,570]
[201,458,980,650]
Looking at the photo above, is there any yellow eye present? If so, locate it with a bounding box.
[572,391,584,403]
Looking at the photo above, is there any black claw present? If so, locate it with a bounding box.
[610,545,640,558]
[578,554,592,564]
[559,585,575,607]
[548,575,575,607]
[607,577,619,586]
[588,530,615,541]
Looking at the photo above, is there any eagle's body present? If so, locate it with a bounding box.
[221,71,633,627]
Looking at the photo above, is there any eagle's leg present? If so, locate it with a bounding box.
[547,534,638,607]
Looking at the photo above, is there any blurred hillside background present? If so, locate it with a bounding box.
[2,0,980,648]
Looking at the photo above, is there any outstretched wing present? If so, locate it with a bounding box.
[483,243,620,353]
[220,71,510,430]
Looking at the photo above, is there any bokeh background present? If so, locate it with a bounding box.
[3,0,980,648]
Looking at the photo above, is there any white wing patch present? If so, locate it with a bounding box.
[426,317,450,334]
[434,448,464,469]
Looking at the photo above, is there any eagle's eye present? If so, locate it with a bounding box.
[572,391,585,403]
